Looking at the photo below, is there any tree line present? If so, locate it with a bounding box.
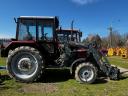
[82,31,128,48]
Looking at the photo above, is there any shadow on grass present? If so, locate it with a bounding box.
[119,75,128,80]
[1,69,127,84]
[0,84,11,90]
[94,77,108,84]
[37,69,109,84]
[0,75,12,90]
[38,69,72,83]
[0,74,11,83]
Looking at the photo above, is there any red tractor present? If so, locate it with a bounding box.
[1,16,120,83]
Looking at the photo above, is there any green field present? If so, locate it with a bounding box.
[108,56,128,69]
[0,57,6,66]
[0,57,128,96]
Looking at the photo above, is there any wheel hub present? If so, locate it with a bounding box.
[18,58,32,72]
[79,67,94,82]
[82,70,91,79]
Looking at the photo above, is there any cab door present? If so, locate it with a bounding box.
[38,24,56,54]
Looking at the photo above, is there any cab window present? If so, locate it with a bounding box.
[38,25,53,41]
[18,21,36,40]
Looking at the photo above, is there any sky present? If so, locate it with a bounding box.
[0,0,128,39]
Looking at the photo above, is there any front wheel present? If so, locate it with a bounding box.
[75,62,97,84]
[7,46,45,83]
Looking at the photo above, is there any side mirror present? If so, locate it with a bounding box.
[80,32,82,37]
[14,18,17,23]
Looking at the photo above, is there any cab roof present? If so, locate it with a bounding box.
[19,16,57,20]
[18,16,59,28]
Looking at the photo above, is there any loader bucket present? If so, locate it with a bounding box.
[109,66,120,80]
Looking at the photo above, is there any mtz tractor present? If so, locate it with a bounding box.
[1,16,120,83]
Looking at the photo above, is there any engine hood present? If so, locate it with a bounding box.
[68,42,88,51]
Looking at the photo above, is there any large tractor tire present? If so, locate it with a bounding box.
[7,46,45,83]
[75,62,97,84]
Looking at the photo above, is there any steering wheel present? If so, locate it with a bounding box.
[44,33,48,40]
[41,33,48,40]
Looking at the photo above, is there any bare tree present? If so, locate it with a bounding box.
[82,31,126,48]
[82,34,102,46]
[108,31,124,47]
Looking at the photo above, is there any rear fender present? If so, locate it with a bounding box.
[1,41,40,57]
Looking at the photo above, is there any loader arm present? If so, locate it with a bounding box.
[88,41,120,80]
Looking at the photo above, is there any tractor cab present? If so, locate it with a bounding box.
[1,16,59,57]
[16,16,59,42]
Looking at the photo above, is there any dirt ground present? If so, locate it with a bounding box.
[17,83,58,94]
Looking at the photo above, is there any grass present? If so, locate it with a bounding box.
[0,57,6,66]
[0,57,7,74]
[108,56,128,69]
[0,57,128,96]
[0,71,128,96]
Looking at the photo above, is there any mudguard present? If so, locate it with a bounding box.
[70,58,86,74]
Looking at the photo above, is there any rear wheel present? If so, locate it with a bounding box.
[75,62,97,84]
[7,46,45,83]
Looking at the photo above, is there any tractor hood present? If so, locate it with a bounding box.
[68,42,88,51]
